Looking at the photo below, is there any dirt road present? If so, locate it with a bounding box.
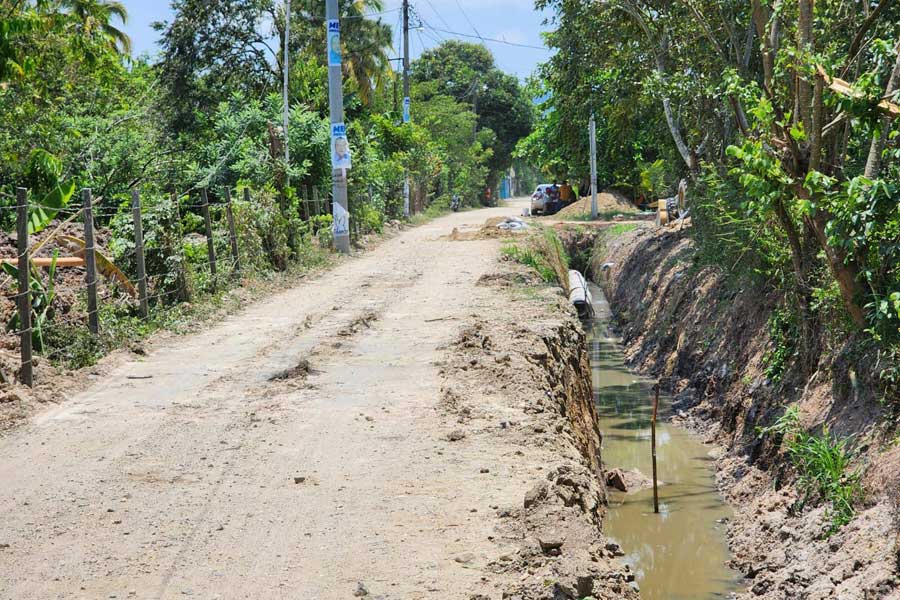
[0,200,594,600]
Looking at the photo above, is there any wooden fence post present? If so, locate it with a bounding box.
[82,189,100,335]
[16,187,33,387]
[131,190,149,318]
[313,187,320,216]
[302,185,310,220]
[224,188,241,277]
[200,189,217,292]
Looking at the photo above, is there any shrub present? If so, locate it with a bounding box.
[763,308,799,383]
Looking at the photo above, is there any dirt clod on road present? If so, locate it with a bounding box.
[0,202,633,600]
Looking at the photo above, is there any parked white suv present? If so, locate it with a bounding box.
[530,184,553,215]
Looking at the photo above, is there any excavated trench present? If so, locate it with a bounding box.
[552,226,900,599]
[586,284,744,599]
[557,224,744,599]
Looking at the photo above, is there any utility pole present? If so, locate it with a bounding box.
[283,0,291,172]
[402,0,411,217]
[327,0,351,253]
[589,113,598,220]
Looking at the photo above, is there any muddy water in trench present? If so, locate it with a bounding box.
[588,284,743,599]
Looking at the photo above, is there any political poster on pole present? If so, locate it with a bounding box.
[327,20,342,67]
[331,122,352,170]
[403,97,411,124]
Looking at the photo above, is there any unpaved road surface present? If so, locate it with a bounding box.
[0,201,557,599]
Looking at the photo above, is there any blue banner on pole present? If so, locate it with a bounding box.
[327,20,342,67]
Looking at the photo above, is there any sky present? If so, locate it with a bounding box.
[119,0,555,81]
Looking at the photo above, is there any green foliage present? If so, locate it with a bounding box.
[534,0,900,374]
[3,253,59,351]
[502,244,557,285]
[502,229,570,289]
[638,159,670,199]
[0,0,534,377]
[413,41,534,185]
[43,321,105,370]
[763,308,799,383]
[603,223,639,238]
[23,150,76,234]
[759,407,863,534]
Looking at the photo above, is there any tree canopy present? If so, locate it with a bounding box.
[530,0,900,374]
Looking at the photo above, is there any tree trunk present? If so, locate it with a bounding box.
[797,0,814,130]
[804,209,867,328]
[655,43,697,175]
[864,44,900,179]
[809,75,825,171]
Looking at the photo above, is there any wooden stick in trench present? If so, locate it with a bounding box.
[652,382,660,514]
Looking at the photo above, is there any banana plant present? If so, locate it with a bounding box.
[60,235,136,297]
[24,149,76,235]
[3,252,58,352]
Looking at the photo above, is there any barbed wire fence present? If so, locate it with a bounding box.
[0,183,256,387]
[1,167,413,387]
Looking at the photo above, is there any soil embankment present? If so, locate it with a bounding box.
[0,203,635,600]
[445,264,638,599]
[598,225,900,599]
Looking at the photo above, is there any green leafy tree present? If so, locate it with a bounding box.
[412,41,533,185]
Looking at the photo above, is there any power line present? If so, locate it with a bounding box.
[411,5,444,42]
[421,0,453,31]
[452,0,484,42]
[424,24,550,51]
[415,27,433,56]
[344,7,402,20]
[420,28,443,45]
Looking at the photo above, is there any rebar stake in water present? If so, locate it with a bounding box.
[652,382,660,514]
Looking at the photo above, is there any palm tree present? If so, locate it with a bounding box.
[60,0,132,56]
[341,0,393,106]
[287,0,393,106]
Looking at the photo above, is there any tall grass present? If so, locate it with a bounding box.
[501,228,570,290]
[760,406,863,534]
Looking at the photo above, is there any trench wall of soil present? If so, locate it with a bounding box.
[444,265,638,599]
[596,225,900,600]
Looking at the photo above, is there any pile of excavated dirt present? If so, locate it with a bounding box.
[439,263,639,599]
[445,216,529,241]
[599,224,900,600]
[556,192,637,219]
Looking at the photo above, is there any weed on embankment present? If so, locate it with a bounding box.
[759,406,863,535]
[501,229,570,290]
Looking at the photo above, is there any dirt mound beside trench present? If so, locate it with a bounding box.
[439,262,639,599]
[556,192,637,218]
[445,217,530,241]
[599,225,900,599]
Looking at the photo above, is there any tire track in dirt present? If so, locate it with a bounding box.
[0,205,529,599]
